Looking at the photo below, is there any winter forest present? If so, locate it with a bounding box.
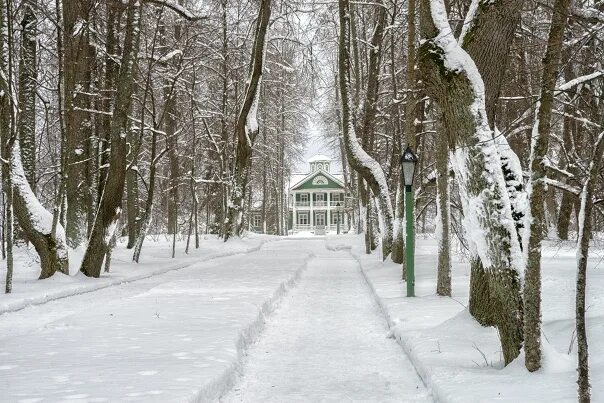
[0,0,603,401]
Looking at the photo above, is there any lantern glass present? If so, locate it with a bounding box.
[400,147,418,187]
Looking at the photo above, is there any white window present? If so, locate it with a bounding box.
[316,193,325,202]
[331,212,343,225]
[298,213,308,225]
[300,194,309,205]
[312,175,328,185]
[315,212,325,226]
[252,215,261,228]
[331,193,343,203]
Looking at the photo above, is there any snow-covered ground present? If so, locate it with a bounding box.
[1,234,272,314]
[327,234,604,403]
[1,233,601,402]
[222,246,429,402]
[0,236,310,402]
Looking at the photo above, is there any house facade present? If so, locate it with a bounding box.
[289,155,349,234]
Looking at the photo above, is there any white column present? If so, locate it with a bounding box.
[292,192,297,232]
[309,191,314,229]
[326,192,331,231]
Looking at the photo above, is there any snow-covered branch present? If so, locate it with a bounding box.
[143,0,207,21]
[556,70,604,93]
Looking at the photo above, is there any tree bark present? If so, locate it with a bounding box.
[449,0,527,348]
[338,0,394,258]
[80,0,142,277]
[575,133,604,403]
[63,0,95,246]
[524,0,572,371]
[223,0,271,240]
[436,130,451,296]
[417,0,524,364]
[17,0,37,191]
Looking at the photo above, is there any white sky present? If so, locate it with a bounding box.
[296,117,342,175]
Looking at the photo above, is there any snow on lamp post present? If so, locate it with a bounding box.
[401,147,418,297]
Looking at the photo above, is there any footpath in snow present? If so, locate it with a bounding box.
[222,245,430,402]
[0,239,315,402]
[326,234,604,403]
[0,235,270,314]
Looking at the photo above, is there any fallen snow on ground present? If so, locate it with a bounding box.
[0,234,273,314]
[326,234,604,403]
[0,237,311,402]
[222,246,430,402]
[1,233,600,402]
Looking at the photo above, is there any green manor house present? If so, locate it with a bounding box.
[288,155,349,235]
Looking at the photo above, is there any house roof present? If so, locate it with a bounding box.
[290,169,345,191]
[308,154,333,162]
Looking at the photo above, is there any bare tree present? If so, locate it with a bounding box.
[222,0,272,239]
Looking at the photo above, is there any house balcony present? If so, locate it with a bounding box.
[293,201,347,208]
[292,224,349,234]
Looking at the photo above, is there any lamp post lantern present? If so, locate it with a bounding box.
[401,147,418,297]
[336,202,342,234]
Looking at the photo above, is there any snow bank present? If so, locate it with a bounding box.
[328,234,604,402]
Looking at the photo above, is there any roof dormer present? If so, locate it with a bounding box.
[308,154,332,173]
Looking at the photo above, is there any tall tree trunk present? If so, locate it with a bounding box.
[63,0,94,246]
[338,0,394,258]
[223,0,271,240]
[417,0,524,365]
[126,156,139,248]
[391,0,410,265]
[133,131,162,263]
[0,0,13,291]
[80,1,141,277]
[453,0,527,344]
[436,130,451,296]
[161,15,181,235]
[17,0,37,191]
[524,0,572,371]
[98,1,122,206]
[0,0,70,280]
[575,133,604,403]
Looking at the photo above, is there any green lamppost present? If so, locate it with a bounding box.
[401,147,418,297]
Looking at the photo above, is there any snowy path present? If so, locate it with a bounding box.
[0,240,316,402]
[222,247,431,403]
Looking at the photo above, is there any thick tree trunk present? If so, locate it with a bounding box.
[10,143,70,278]
[63,0,95,246]
[17,1,37,191]
[0,2,70,280]
[524,0,572,372]
[223,0,271,240]
[456,0,525,331]
[557,191,576,240]
[418,0,524,364]
[97,1,122,206]
[80,1,141,277]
